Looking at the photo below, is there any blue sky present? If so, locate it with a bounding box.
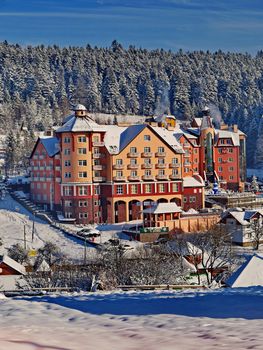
[0,0,262,53]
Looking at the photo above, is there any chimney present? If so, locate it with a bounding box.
[233,124,238,133]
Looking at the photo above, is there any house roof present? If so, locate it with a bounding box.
[222,210,261,226]
[119,124,147,152]
[40,137,59,157]
[183,176,205,188]
[149,126,184,153]
[143,202,182,214]
[0,255,26,275]
[226,254,263,288]
[56,115,106,133]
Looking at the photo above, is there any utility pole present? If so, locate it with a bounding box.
[24,225,26,250]
[32,212,35,242]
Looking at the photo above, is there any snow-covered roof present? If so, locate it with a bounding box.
[56,115,106,133]
[215,129,241,146]
[119,124,147,152]
[74,104,87,111]
[40,137,59,157]
[183,176,205,188]
[222,210,261,226]
[103,125,127,154]
[150,126,184,153]
[0,275,28,291]
[226,254,263,288]
[143,202,182,214]
[193,118,203,127]
[0,255,26,275]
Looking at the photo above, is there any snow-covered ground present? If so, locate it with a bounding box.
[0,288,262,349]
[0,194,141,262]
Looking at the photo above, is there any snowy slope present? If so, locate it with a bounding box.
[0,288,262,350]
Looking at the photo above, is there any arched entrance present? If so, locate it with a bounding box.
[157,198,168,203]
[114,200,127,223]
[129,200,141,221]
[170,197,181,206]
[143,199,155,209]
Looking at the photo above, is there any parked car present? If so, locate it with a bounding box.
[77,228,101,237]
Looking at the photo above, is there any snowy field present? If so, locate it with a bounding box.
[0,288,262,350]
[0,194,96,262]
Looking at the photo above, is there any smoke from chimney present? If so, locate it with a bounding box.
[208,103,222,128]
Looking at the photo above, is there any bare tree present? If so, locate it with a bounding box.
[250,217,263,250]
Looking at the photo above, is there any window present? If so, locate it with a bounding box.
[172,183,179,192]
[94,200,100,206]
[78,148,87,155]
[158,146,165,153]
[37,183,41,189]
[130,146,137,153]
[229,166,234,171]
[172,169,179,176]
[158,184,165,193]
[78,171,87,178]
[64,148,70,155]
[158,169,165,176]
[116,185,123,194]
[43,194,47,201]
[64,186,73,196]
[116,170,123,177]
[228,157,233,163]
[65,160,71,166]
[65,212,73,218]
[145,170,151,176]
[158,158,165,165]
[78,136,86,143]
[131,170,137,177]
[218,158,222,163]
[228,148,233,153]
[31,183,34,189]
[144,147,151,153]
[130,158,137,165]
[219,176,224,180]
[64,137,71,143]
[144,158,151,165]
[79,213,88,219]
[94,186,100,195]
[218,149,223,154]
[227,139,232,144]
[131,184,138,194]
[93,135,99,142]
[219,139,224,145]
[78,160,87,166]
[65,200,72,207]
[194,149,198,154]
[172,158,178,164]
[218,166,223,172]
[78,186,87,195]
[144,135,151,141]
[116,159,123,165]
[189,196,196,203]
[65,172,71,178]
[145,184,152,193]
[184,168,189,173]
[94,147,100,155]
[43,183,47,189]
[183,197,187,203]
[79,201,88,207]
[230,175,234,180]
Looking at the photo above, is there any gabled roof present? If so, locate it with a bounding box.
[0,255,26,275]
[119,124,147,152]
[149,126,184,154]
[183,176,205,188]
[222,210,262,226]
[30,136,59,159]
[226,254,263,288]
[40,137,59,157]
[143,202,182,214]
[56,115,106,133]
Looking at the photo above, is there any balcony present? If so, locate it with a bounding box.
[128,175,140,181]
[113,164,124,170]
[93,141,104,147]
[183,163,191,167]
[155,163,167,169]
[142,175,154,181]
[127,152,139,158]
[113,176,126,182]
[169,163,180,168]
[46,177,53,182]
[156,175,168,181]
[39,177,45,181]
[55,166,61,171]
[155,151,166,157]
[141,164,153,169]
[93,153,105,159]
[169,174,181,180]
[184,153,191,157]
[141,152,153,158]
[93,165,104,171]
[93,176,106,182]
[127,164,139,170]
